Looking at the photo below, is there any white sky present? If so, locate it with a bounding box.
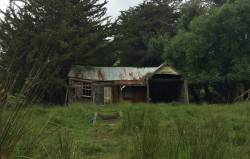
[0,0,143,18]
[0,0,9,11]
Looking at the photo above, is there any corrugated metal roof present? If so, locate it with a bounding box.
[155,66,179,75]
[68,65,179,81]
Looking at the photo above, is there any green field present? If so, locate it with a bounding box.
[16,102,250,158]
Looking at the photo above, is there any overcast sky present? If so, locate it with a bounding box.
[0,0,143,18]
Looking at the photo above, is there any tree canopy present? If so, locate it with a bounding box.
[0,0,113,103]
[164,0,250,102]
[0,0,250,104]
[113,0,180,66]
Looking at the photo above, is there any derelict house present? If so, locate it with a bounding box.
[67,64,189,105]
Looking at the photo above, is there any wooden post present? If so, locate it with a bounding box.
[64,86,69,106]
[184,80,189,104]
[146,79,150,103]
[93,112,98,125]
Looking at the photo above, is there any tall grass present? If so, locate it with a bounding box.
[120,108,161,159]
[52,129,80,159]
[120,108,241,159]
[0,61,83,159]
[0,59,48,158]
[0,86,29,159]
[170,118,228,159]
[120,109,146,135]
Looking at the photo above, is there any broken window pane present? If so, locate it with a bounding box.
[82,82,92,98]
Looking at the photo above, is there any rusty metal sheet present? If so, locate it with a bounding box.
[68,65,180,82]
[155,66,179,75]
[114,80,145,85]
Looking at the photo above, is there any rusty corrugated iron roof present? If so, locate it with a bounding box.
[155,66,179,75]
[68,65,179,81]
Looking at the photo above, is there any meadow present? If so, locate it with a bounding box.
[12,102,250,158]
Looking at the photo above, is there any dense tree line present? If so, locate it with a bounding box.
[113,0,180,66]
[0,0,250,103]
[165,0,250,102]
[0,0,114,103]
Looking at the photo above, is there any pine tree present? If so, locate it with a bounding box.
[0,0,112,103]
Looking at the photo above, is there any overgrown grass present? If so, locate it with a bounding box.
[5,102,250,158]
[120,108,231,159]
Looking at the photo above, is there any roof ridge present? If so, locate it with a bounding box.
[69,64,180,81]
[72,65,159,68]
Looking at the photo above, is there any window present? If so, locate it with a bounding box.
[82,82,92,98]
[104,87,112,104]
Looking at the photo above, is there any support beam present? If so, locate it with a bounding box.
[184,80,189,104]
[146,79,150,103]
[149,78,184,82]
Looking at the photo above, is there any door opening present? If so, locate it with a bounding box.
[104,87,112,104]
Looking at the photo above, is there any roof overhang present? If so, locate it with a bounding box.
[68,63,181,82]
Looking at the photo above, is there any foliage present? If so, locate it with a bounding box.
[0,0,113,104]
[0,52,44,159]
[53,129,80,159]
[2,100,250,158]
[123,118,229,159]
[164,0,250,102]
[113,0,180,66]
[177,0,207,31]
[128,109,161,159]
[120,109,146,135]
[2,102,249,159]
[120,107,229,159]
[0,104,27,159]
[0,36,79,159]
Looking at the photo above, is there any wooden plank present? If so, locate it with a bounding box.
[184,80,189,104]
[149,78,184,82]
[147,80,150,103]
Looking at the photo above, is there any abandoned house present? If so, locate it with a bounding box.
[67,64,189,105]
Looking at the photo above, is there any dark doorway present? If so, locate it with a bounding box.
[122,86,147,102]
[149,75,184,103]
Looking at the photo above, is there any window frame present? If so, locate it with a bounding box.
[82,81,92,98]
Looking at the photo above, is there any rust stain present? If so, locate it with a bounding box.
[119,73,123,80]
[97,69,106,80]
[123,69,127,75]
[70,66,175,81]
[114,80,145,85]
[129,72,133,77]
[129,72,137,80]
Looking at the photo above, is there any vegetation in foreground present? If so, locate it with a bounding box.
[5,102,250,159]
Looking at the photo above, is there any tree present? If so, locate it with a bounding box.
[113,0,180,66]
[164,0,250,102]
[0,0,113,104]
[178,0,206,31]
